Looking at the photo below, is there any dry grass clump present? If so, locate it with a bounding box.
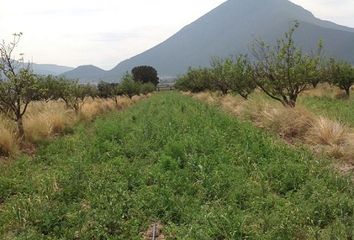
[218,95,245,115]
[79,99,114,121]
[24,102,76,142]
[306,117,347,146]
[0,118,18,156]
[192,92,218,104]
[116,96,133,109]
[343,133,354,164]
[256,106,315,140]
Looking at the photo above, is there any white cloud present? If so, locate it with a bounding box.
[1,0,353,69]
[290,0,354,27]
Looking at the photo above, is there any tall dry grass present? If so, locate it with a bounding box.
[188,91,354,165]
[0,95,144,157]
[0,117,18,156]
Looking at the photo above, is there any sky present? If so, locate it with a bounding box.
[1,0,353,70]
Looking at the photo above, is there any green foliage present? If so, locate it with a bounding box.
[0,33,41,137]
[131,65,159,86]
[119,73,141,98]
[38,75,97,113]
[328,58,354,97]
[0,92,353,239]
[175,67,214,92]
[140,82,155,95]
[211,55,256,98]
[97,81,119,99]
[251,21,323,107]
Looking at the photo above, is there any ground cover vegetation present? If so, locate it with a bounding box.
[0,93,353,239]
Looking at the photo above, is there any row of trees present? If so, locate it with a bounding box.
[0,33,157,139]
[176,22,354,107]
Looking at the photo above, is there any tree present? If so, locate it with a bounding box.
[131,66,159,86]
[328,58,354,97]
[210,57,231,95]
[60,81,92,113]
[308,40,326,88]
[98,81,123,105]
[251,22,322,107]
[120,73,141,98]
[175,67,214,92]
[0,33,40,138]
[228,55,256,99]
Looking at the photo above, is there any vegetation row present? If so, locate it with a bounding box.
[176,22,354,107]
[0,34,157,156]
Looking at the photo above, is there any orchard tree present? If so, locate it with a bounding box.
[0,33,40,138]
[251,21,322,107]
[98,81,123,105]
[328,58,354,97]
[175,67,214,92]
[132,65,159,86]
[210,57,232,95]
[120,73,141,98]
[228,55,256,99]
[41,76,92,113]
[60,81,93,113]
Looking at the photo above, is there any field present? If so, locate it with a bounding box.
[1,92,353,239]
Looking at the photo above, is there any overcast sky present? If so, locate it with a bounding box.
[1,0,353,70]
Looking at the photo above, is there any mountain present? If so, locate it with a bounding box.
[63,0,354,82]
[31,63,74,76]
[61,65,106,83]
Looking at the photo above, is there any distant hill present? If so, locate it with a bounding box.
[61,65,106,83]
[31,63,74,76]
[62,0,354,82]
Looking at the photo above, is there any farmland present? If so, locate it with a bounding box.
[1,92,353,239]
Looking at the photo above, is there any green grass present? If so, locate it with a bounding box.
[299,95,354,127]
[0,92,353,239]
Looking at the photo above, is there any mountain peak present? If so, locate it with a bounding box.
[63,0,354,82]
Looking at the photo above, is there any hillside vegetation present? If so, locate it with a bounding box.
[1,93,353,239]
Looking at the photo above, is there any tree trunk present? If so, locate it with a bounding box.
[17,117,25,139]
[345,88,350,97]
